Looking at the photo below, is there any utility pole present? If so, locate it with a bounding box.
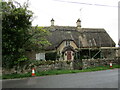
[79,36,81,60]
[78,8,82,60]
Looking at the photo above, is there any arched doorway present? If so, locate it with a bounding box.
[67,51,72,60]
[62,45,75,61]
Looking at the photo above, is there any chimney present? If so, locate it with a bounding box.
[51,18,54,26]
[76,19,81,29]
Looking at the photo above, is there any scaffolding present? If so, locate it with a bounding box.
[75,47,118,60]
[76,30,117,60]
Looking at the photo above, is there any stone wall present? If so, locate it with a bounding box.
[2,61,73,74]
[82,58,118,69]
[35,62,73,72]
[2,58,119,74]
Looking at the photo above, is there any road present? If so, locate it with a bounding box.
[2,69,118,88]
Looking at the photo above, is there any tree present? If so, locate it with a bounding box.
[2,1,50,69]
[25,26,51,51]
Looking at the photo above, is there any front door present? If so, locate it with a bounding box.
[67,51,72,60]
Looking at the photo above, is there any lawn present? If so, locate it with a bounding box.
[2,64,120,79]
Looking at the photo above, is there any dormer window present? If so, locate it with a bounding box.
[66,41,70,46]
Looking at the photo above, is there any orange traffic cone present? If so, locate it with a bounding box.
[32,68,35,76]
[110,62,112,68]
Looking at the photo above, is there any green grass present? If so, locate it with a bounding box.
[2,64,120,79]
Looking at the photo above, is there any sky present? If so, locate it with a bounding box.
[15,0,119,46]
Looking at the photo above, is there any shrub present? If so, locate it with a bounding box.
[45,52,57,60]
[66,60,72,64]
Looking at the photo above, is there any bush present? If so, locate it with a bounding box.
[45,52,57,60]
[66,60,72,64]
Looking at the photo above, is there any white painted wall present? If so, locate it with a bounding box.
[36,53,45,60]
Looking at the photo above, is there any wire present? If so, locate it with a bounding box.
[53,0,119,8]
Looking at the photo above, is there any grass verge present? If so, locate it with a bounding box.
[2,64,120,79]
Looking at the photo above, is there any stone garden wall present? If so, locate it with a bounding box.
[2,60,73,74]
[34,61,73,72]
[2,58,119,74]
[82,58,118,69]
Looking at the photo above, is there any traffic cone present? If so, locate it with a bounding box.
[110,62,112,68]
[32,68,35,76]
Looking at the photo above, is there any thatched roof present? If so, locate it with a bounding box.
[44,26,115,50]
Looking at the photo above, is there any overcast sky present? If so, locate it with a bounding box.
[16,0,119,46]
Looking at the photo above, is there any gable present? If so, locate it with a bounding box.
[57,40,78,53]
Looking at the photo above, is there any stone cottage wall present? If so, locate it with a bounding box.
[25,51,36,60]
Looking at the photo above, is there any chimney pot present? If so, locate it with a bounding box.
[51,18,54,26]
[76,18,81,27]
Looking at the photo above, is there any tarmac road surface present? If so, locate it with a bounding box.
[2,69,119,88]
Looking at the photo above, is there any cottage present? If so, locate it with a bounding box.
[27,18,116,61]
